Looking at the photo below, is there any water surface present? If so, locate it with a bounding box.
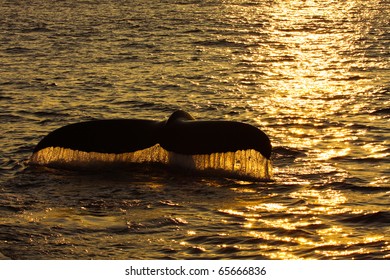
[0,0,389,259]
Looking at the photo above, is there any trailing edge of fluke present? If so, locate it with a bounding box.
[32,110,272,160]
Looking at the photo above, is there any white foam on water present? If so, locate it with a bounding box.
[30,145,272,180]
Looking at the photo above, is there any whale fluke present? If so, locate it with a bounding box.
[30,110,272,180]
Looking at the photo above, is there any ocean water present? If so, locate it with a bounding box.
[0,0,389,259]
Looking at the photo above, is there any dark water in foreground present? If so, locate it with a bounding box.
[0,0,389,259]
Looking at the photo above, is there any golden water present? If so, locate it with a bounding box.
[0,0,389,259]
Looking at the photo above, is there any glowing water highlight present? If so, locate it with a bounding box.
[30,145,272,180]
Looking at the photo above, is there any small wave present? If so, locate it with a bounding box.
[184,246,206,255]
[32,111,70,118]
[340,211,390,226]
[272,146,307,158]
[4,47,32,54]
[346,123,372,130]
[371,108,390,116]
[194,38,253,48]
[187,234,243,246]
[0,205,20,213]
[22,27,52,33]
[110,100,168,112]
[329,182,390,193]
[0,90,14,99]
[126,216,188,234]
[0,113,24,122]
[331,155,389,163]
[158,200,183,208]
[330,75,368,81]
[149,217,188,227]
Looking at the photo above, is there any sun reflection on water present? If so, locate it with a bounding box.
[227,0,383,147]
[215,181,384,259]
[220,1,389,258]
[222,0,390,192]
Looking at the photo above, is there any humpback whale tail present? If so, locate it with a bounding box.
[30,111,272,180]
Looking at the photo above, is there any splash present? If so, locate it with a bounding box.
[29,145,272,180]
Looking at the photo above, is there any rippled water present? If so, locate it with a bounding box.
[1,0,389,259]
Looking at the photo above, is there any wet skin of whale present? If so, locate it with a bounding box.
[33,110,272,160]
